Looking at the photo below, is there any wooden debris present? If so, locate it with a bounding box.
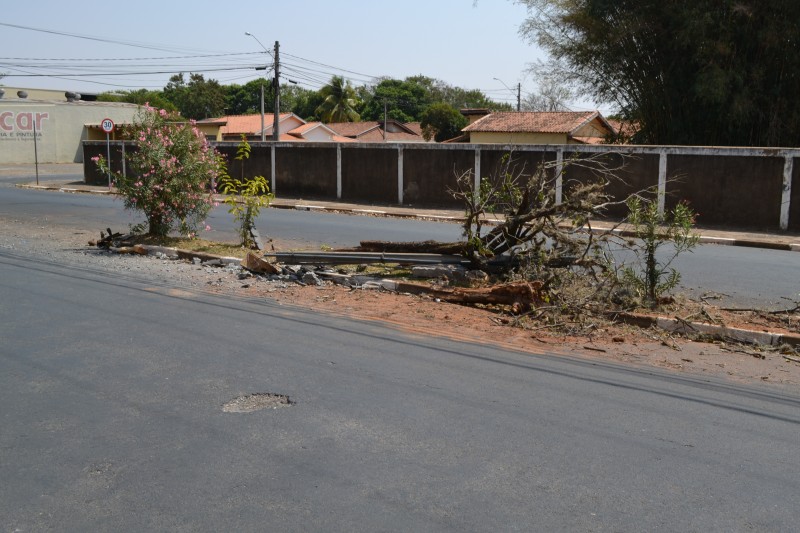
[395,280,544,314]
[108,245,147,255]
[95,228,130,249]
[241,252,280,274]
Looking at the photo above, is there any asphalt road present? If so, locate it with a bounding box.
[1,185,798,309]
[2,249,799,531]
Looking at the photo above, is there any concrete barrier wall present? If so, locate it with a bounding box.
[83,141,800,232]
[666,154,784,228]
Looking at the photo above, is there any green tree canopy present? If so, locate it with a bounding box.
[315,76,361,122]
[97,89,177,112]
[420,103,468,142]
[518,0,800,146]
[359,78,431,123]
[280,84,325,120]
[225,79,273,116]
[163,73,226,120]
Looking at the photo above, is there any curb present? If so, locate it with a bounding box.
[612,312,800,348]
[16,183,800,253]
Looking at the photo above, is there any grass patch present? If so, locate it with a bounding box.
[128,234,252,259]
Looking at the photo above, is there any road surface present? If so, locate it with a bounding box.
[1,248,799,531]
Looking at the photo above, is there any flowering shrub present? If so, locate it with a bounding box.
[93,104,222,237]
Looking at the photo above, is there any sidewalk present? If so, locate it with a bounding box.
[16,178,800,252]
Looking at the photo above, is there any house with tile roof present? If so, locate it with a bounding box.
[197,113,305,141]
[196,113,354,142]
[459,111,615,145]
[325,120,426,143]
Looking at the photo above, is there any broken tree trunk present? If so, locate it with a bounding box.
[395,280,544,314]
[108,244,147,255]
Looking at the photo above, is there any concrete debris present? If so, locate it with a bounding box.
[411,264,466,279]
[302,271,323,286]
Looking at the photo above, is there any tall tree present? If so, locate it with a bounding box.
[281,84,325,120]
[359,77,431,123]
[97,89,177,112]
[315,76,361,122]
[163,73,226,120]
[518,0,800,146]
[521,78,573,112]
[225,78,273,116]
[420,103,468,142]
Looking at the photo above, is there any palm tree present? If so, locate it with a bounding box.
[316,76,361,123]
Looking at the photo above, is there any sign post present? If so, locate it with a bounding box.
[101,118,115,188]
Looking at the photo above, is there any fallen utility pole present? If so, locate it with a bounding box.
[269,251,471,265]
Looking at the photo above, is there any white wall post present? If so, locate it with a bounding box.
[780,155,794,230]
[337,144,342,200]
[658,149,667,215]
[473,148,481,203]
[555,148,564,204]
[270,144,276,195]
[397,146,404,204]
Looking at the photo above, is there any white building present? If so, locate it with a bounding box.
[0,87,139,164]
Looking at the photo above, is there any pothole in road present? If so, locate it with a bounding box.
[223,393,293,413]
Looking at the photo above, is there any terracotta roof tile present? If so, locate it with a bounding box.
[463,111,600,134]
[325,122,380,137]
[215,113,294,135]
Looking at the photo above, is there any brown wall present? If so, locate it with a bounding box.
[215,143,273,188]
[563,151,660,218]
[666,154,784,229]
[402,147,473,206]
[83,141,800,232]
[342,147,397,203]
[275,145,336,198]
[83,141,135,185]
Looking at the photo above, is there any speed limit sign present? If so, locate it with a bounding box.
[101,118,115,133]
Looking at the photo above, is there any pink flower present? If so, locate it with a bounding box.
[204,224,211,231]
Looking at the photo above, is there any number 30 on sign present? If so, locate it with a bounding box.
[101,118,114,133]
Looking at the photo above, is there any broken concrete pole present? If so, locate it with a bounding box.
[411,264,467,279]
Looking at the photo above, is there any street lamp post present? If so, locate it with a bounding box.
[493,78,521,112]
[246,32,272,141]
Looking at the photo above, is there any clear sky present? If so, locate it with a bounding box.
[0,0,597,110]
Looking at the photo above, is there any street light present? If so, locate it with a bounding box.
[246,32,272,141]
[493,77,521,112]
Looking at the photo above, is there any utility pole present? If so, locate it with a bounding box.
[273,40,280,142]
[260,83,265,142]
[516,83,521,112]
[383,100,388,142]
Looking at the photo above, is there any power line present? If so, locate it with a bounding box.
[1,66,265,77]
[0,22,221,55]
[0,51,263,62]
